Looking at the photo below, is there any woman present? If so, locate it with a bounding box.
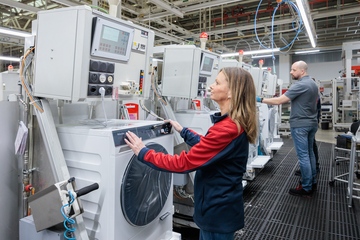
[125,67,258,240]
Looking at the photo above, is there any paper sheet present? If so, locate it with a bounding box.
[14,121,28,155]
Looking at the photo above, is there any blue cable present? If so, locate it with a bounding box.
[60,191,76,240]
[254,0,303,51]
[254,0,304,74]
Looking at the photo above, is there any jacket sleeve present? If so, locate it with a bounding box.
[180,127,202,147]
[137,122,243,173]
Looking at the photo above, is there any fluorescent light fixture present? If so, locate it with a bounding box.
[296,0,316,48]
[294,49,320,54]
[221,48,280,58]
[0,27,32,38]
[0,56,21,62]
[251,54,273,59]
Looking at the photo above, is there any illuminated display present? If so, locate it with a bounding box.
[201,56,214,72]
[91,17,134,62]
[200,53,216,76]
[98,26,130,56]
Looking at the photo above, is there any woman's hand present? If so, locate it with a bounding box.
[125,131,146,156]
[166,119,183,133]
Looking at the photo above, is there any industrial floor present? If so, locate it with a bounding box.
[174,135,360,240]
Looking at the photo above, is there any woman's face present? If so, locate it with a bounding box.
[209,71,230,103]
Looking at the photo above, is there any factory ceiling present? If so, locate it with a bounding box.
[0,0,359,64]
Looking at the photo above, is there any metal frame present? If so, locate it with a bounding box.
[329,136,360,207]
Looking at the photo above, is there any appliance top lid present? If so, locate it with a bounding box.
[57,119,163,132]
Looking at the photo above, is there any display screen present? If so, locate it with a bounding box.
[91,17,134,61]
[98,25,130,56]
[201,56,214,72]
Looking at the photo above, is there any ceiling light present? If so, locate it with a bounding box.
[221,48,280,58]
[294,49,320,54]
[251,55,273,59]
[0,27,32,38]
[296,0,316,48]
[0,56,21,62]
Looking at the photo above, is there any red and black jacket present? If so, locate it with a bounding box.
[138,112,249,233]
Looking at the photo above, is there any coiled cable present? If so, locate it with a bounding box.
[60,191,76,240]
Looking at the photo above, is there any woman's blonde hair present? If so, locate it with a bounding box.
[220,67,258,144]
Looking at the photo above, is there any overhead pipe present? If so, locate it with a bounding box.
[212,2,281,28]
[209,27,299,43]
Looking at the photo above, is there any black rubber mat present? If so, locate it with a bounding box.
[236,138,360,240]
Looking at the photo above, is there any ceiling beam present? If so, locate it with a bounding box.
[148,0,183,18]
[140,0,242,21]
[50,0,79,7]
[312,7,360,20]
[1,0,41,13]
[184,7,360,44]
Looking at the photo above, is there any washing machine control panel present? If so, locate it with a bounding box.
[112,123,172,146]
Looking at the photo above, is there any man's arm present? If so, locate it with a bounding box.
[262,94,290,105]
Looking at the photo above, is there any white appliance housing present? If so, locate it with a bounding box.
[0,71,19,101]
[154,45,220,99]
[174,110,215,135]
[56,120,174,240]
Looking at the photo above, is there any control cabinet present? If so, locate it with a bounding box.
[156,45,220,99]
[33,6,154,102]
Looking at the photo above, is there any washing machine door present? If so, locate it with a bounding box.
[121,142,172,226]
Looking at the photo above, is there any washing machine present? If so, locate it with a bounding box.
[56,120,175,240]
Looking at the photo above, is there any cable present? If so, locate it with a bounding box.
[150,68,167,106]
[137,67,166,121]
[253,0,303,73]
[20,47,44,113]
[99,87,108,127]
[254,0,302,51]
[234,39,252,52]
[60,191,76,240]
[174,186,194,203]
[90,5,108,14]
[139,99,165,121]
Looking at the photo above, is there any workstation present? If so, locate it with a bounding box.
[0,1,359,239]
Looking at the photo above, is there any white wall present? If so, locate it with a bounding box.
[278,57,342,88]
[307,61,342,81]
[279,54,291,87]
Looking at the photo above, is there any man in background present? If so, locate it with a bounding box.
[295,77,321,176]
[257,61,319,197]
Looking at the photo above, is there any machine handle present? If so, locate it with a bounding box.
[75,183,99,198]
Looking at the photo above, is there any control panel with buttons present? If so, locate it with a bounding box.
[88,60,115,96]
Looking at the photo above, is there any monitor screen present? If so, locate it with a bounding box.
[98,25,130,56]
[91,17,134,61]
[201,56,214,72]
[199,53,216,76]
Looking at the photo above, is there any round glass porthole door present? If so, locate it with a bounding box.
[121,142,172,226]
